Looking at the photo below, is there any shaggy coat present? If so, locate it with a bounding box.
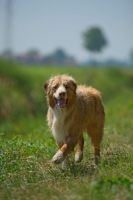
[43,74,105,167]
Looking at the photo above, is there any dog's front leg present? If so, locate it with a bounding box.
[52,137,76,164]
[52,144,67,164]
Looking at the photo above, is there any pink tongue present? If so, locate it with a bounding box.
[57,99,66,108]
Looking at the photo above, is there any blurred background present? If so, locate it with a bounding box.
[0,0,133,66]
[0,0,133,135]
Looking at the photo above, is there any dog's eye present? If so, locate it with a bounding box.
[53,86,58,90]
[65,85,69,89]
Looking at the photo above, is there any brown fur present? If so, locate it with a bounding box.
[43,74,105,166]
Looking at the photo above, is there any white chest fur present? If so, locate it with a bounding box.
[52,106,68,144]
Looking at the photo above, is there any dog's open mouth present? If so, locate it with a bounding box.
[55,98,68,108]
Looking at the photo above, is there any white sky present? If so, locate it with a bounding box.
[0,0,133,62]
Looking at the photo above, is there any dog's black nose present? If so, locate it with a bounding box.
[59,92,66,98]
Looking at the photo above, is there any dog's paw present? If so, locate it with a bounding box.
[75,151,83,163]
[52,150,64,164]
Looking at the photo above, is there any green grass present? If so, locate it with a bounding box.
[0,59,133,199]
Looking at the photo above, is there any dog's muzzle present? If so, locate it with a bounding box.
[54,88,68,108]
[55,98,68,108]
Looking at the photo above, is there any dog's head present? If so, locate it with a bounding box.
[43,75,77,108]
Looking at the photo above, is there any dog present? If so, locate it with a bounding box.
[43,74,105,168]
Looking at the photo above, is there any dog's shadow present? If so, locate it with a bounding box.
[61,161,98,178]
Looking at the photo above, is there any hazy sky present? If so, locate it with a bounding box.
[0,0,133,62]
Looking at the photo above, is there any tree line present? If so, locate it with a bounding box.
[1,26,133,65]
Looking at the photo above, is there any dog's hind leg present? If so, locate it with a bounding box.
[75,136,84,163]
[87,125,103,165]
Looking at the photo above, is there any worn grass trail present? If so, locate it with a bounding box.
[1,131,133,200]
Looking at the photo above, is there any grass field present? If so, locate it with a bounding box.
[0,59,133,199]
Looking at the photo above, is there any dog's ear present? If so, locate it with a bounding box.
[43,81,49,92]
[70,79,77,91]
[72,80,77,91]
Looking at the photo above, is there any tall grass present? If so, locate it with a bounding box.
[0,59,133,120]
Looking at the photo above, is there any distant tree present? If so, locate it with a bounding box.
[2,50,13,59]
[26,49,40,56]
[82,27,107,58]
[25,49,41,64]
[51,48,67,64]
[53,48,66,59]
